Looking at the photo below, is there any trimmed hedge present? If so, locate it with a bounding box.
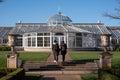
[0,68,15,78]
[98,69,120,80]
[0,68,25,80]
[0,46,11,51]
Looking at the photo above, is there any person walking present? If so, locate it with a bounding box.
[52,40,59,63]
[60,41,67,63]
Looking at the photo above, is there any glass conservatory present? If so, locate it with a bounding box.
[8,12,112,51]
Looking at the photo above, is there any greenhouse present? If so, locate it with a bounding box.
[0,12,120,51]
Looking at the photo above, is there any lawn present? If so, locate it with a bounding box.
[0,51,50,68]
[70,51,120,80]
[111,52,120,68]
[19,52,50,62]
[0,51,119,68]
[0,51,7,68]
[70,51,120,68]
[70,51,99,62]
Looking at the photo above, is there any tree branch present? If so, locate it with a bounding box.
[0,0,3,2]
[104,12,120,19]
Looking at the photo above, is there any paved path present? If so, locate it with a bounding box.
[25,51,98,80]
[39,52,81,80]
[39,74,81,80]
[46,51,72,63]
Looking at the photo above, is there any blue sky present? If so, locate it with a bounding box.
[0,0,120,26]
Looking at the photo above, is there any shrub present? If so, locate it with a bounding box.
[110,69,120,78]
[0,46,11,51]
[98,69,120,80]
[0,68,25,80]
[0,68,15,78]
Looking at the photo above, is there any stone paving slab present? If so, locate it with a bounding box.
[25,52,81,80]
[39,74,81,80]
[46,52,72,63]
[25,52,91,80]
[26,70,97,75]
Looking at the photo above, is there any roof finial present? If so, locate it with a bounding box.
[98,20,102,23]
[58,7,61,14]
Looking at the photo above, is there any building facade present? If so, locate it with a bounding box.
[0,12,120,51]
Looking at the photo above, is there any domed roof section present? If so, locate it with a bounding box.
[48,12,72,26]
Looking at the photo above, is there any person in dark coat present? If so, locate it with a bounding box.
[52,40,59,63]
[60,41,67,63]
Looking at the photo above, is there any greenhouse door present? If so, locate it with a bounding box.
[54,36,65,46]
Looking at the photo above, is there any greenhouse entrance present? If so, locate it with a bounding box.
[54,36,65,45]
[53,33,66,46]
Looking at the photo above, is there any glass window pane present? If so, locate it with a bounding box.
[37,33,43,36]
[15,36,22,46]
[76,37,82,47]
[28,38,31,47]
[44,37,50,47]
[32,37,36,47]
[37,37,43,47]
[68,36,75,48]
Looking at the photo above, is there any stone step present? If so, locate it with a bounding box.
[22,61,98,72]
[23,65,98,72]
[24,67,98,71]
[23,64,97,68]
[24,61,97,66]
[23,62,98,75]
[26,70,98,75]
[23,64,98,68]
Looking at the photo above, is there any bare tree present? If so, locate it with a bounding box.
[104,0,120,20]
[0,0,3,2]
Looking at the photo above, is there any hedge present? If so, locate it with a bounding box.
[0,46,11,51]
[0,68,15,78]
[0,68,25,80]
[98,69,120,80]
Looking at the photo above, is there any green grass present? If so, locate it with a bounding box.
[0,51,7,68]
[70,51,99,62]
[70,51,120,68]
[81,74,98,80]
[19,52,50,62]
[70,51,120,80]
[0,51,50,68]
[0,51,120,68]
[111,52,120,68]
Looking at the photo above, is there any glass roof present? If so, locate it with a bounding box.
[48,12,72,26]
[0,27,12,39]
[108,27,120,39]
